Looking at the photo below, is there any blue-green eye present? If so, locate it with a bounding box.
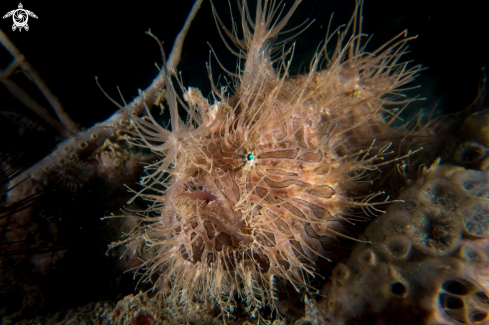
[247,153,254,161]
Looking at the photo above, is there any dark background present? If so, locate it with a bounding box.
[1,0,487,136]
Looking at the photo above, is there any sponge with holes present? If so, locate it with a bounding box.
[322,161,489,324]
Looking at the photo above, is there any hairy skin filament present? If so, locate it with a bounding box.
[109,0,444,322]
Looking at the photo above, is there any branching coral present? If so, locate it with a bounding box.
[109,0,443,322]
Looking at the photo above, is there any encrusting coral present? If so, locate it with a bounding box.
[107,0,451,322]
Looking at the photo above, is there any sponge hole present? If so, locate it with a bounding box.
[453,141,487,165]
[445,296,465,309]
[476,291,489,304]
[406,210,462,256]
[452,169,488,194]
[443,279,472,295]
[471,311,488,323]
[418,179,463,210]
[383,234,412,258]
[390,282,407,298]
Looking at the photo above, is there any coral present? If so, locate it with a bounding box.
[112,0,447,322]
[452,109,489,171]
[321,159,489,324]
[105,292,161,325]
[457,109,489,148]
